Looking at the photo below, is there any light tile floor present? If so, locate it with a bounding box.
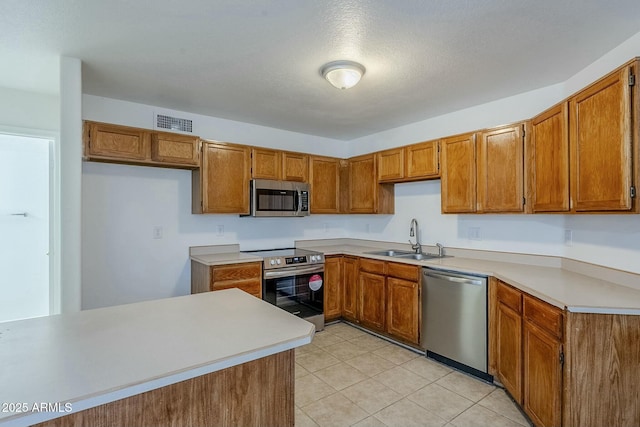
[295,322,531,427]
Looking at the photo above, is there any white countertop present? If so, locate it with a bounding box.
[0,289,314,427]
[190,251,263,266]
[307,244,640,315]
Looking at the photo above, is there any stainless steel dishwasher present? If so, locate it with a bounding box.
[421,267,491,381]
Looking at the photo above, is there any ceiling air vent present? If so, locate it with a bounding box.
[156,114,193,133]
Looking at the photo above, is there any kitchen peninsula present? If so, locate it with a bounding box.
[0,289,314,427]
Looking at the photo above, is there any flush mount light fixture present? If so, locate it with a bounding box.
[321,60,366,90]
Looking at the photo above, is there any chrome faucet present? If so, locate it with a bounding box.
[436,243,445,258]
[409,218,422,254]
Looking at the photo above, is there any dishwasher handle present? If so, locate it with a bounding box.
[423,270,485,286]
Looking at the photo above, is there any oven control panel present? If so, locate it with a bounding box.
[263,253,324,269]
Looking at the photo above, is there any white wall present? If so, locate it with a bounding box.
[81,97,349,309]
[81,162,347,309]
[59,57,83,313]
[0,87,59,131]
[347,181,565,257]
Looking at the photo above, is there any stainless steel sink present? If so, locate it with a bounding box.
[365,249,414,257]
[396,253,442,260]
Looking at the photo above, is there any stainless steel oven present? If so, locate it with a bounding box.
[244,248,324,331]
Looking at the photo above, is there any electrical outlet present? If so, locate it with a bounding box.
[153,226,163,239]
[564,229,573,246]
[216,225,224,237]
[365,223,370,233]
[323,223,329,233]
[468,227,481,241]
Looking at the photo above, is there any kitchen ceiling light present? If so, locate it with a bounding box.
[321,60,366,90]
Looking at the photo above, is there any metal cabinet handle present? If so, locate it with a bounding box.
[11,212,28,217]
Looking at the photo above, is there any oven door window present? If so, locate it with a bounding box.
[264,272,324,317]
[256,189,297,212]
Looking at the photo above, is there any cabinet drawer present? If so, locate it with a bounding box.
[212,262,262,282]
[497,280,522,314]
[523,295,563,340]
[387,262,420,281]
[359,258,386,275]
[212,279,262,298]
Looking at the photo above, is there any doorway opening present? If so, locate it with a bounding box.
[0,132,53,322]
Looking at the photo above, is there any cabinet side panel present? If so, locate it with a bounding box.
[33,351,295,427]
[565,313,640,427]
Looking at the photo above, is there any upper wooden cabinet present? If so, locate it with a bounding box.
[569,60,637,212]
[528,102,570,213]
[406,140,440,180]
[477,123,525,213]
[441,132,477,213]
[251,148,309,182]
[282,152,309,182]
[349,154,394,214]
[83,121,200,169]
[193,141,250,214]
[377,140,440,183]
[251,148,281,180]
[309,155,343,214]
[377,148,405,182]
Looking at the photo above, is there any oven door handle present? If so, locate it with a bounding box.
[264,265,324,279]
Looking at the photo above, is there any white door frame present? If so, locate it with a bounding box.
[0,124,60,316]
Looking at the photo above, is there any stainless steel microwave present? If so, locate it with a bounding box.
[246,179,310,217]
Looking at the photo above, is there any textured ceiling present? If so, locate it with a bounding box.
[2,0,640,140]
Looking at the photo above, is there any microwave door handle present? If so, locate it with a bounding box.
[296,189,302,215]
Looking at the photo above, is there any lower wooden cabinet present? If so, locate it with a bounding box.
[494,280,524,404]
[385,262,421,345]
[358,270,387,331]
[191,261,262,298]
[342,256,359,322]
[338,257,421,346]
[491,279,564,427]
[324,256,343,321]
[386,278,420,344]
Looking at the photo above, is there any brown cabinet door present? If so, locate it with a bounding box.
[309,156,341,214]
[342,256,359,321]
[151,132,200,167]
[85,122,149,161]
[529,103,570,212]
[523,320,563,427]
[377,148,405,182]
[406,140,439,180]
[251,148,282,180]
[386,276,420,344]
[496,289,523,403]
[358,271,386,331]
[210,262,263,299]
[201,142,250,214]
[441,132,477,213]
[477,123,525,212]
[349,154,377,213]
[569,64,634,212]
[324,256,343,321]
[282,152,309,182]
